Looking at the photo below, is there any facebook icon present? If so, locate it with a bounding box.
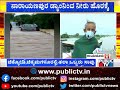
[2,74,10,82]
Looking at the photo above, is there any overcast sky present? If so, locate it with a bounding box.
[60,13,116,35]
[14,13,33,16]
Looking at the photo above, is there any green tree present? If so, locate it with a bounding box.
[75,33,80,37]
[9,14,15,21]
[61,33,69,38]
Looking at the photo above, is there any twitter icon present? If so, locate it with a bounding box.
[60,83,67,89]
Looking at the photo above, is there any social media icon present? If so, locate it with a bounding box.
[1,83,10,89]
[2,74,10,82]
[60,75,67,82]
[30,68,37,74]
[60,83,67,89]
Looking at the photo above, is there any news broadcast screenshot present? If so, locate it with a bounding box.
[0,0,120,90]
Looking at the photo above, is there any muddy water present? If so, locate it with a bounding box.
[10,28,54,58]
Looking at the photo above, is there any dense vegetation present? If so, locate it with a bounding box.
[10,14,57,29]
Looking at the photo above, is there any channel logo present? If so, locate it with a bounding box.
[60,75,67,82]
[2,74,10,82]
[98,59,113,67]
[1,83,10,89]
[60,83,67,89]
